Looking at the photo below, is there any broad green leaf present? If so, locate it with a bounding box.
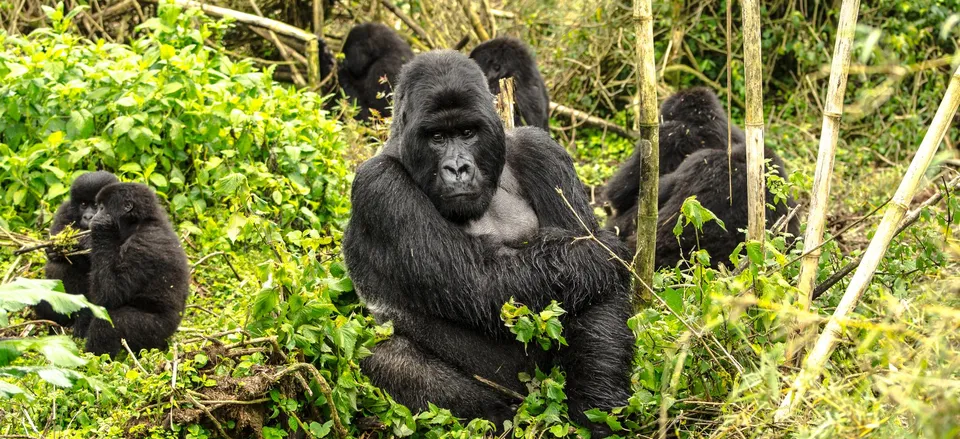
[0,278,110,322]
[0,380,26,399]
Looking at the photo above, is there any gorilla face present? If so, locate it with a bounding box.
[391,51,507,223]
[91,183,162,240]
[68,171,119,229]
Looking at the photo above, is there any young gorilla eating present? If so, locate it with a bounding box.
[38,171,119,326]
[338,22,414,121]
[343,51,634,434]
[73,183,190,357]
[469,37,551,131]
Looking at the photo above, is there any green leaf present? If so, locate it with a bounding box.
[116,96,137,107]
[0,380,27,399]
[225,213,247,242]
[119,162,142,173]
[745,240,764,265]
[663,287,683,315]
[113,116,135,137]
[0,279,110,322]
[149,173,168,188]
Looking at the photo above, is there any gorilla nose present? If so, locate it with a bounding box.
[441,158,475,184]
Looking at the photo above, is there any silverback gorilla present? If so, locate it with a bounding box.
[342,51,634,433]
[605,87,797,268]
[39,171,119,326]
[338,23,414,121]
[73,183,190,357]
[469,37,551,131]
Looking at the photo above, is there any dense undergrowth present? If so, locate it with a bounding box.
[1,1,959,438]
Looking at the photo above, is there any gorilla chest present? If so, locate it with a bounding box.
[464,184,538,247]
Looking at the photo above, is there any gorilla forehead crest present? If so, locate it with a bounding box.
[71,171,119,200]
[393,50,494,115]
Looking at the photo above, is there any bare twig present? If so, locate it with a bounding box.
[549,102,639,140]
[378,0,435,49]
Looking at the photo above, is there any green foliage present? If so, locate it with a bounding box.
[0,278,105,400]
[0,1,349,238]
[501,299,568,351]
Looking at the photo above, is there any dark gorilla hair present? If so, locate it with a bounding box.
[338,22,414,120]
[653,145,799,268]
[468,37,551,131]
[73,183,190,357]
[38,171,119,326]
[604,87,741,234]
[604,87,798,268]
[344,50,634,436]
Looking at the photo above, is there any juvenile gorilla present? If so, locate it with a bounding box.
[604,87,742,218]
[604,87,797,268]
[338,23,414,120]
[469,37,551,131]
[343,51,634,432]
[39,171,119,326]
[73,183,190,357]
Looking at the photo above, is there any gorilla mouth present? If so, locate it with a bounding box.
[444,190,480,199]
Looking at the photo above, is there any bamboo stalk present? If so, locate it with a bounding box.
[306,39,320,88]
[312,0,324,41]
[741,0,765,243]
[795,0,861,316]
[632,0,658,304]
[811,175,960,299]
[774,64,960,422]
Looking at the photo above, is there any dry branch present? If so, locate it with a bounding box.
[149,0,317,42]
[632,0,658,304]
[458,0,490,42]
[775,63,960,421]
[496,77,516,129]
[378,0,435,49]
[548,102,639,140]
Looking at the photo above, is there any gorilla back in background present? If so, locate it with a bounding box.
[38,171,119,326]
[343,50,634,435]
[338,22,414,120]
[605,87,798,268]
[469,37,551,131]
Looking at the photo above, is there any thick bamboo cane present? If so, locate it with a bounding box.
[796,0,861,313]
[741,0,765,242]
[774,64,960,421]
[632,0,659,303]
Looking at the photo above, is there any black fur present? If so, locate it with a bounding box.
[469,37,550,131]
[604,87,744,215]
[652,145,798,268]
[38,171,119,326]
[73,183,190,357]
[338,23,414,120]
[343,50,634,433]
[604,87,798,268]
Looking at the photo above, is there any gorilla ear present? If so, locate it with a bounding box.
[123,201,134,213]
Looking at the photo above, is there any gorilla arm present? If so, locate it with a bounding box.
[345,140,630,336]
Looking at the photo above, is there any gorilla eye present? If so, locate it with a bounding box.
[462,129,474,138]
[431,132,444,143]
[79,202,88,209]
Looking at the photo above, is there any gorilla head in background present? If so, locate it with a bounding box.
[61,171,120,231]
[468,37,551,131]
[386,50,508,223]
[338,23,414,120]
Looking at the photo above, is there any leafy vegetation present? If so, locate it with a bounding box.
[0,0,958,438]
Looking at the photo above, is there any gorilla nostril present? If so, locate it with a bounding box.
[457,163,472,177]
